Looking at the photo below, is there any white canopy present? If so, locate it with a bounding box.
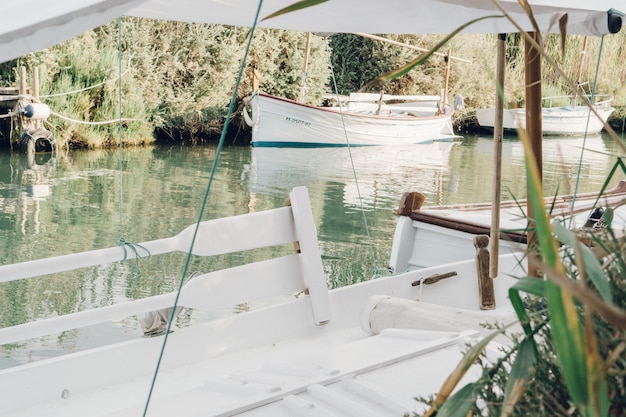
[0,0,624,64]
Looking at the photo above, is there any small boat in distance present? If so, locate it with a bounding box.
[476,94,615,136]
[244,91,458,147]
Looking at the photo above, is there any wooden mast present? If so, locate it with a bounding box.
[572,36,588,104]
[298,32,312,103]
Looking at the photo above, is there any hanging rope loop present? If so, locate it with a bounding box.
[117,237,151,274]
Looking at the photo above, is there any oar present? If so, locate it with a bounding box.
[0,206,295,283]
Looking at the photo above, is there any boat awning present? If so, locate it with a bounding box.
[0,0,624,64]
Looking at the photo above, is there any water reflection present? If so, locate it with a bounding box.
[0,133,624,368]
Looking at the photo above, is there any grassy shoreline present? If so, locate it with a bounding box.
[1,21,625,149]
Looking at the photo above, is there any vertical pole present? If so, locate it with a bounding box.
[298,32,311,103]
[489,34,506,278]
[32,66,40,129]
[572,36,588,104]
[18,66,27,138]
[525,32,542,277]
[443,50,451,111]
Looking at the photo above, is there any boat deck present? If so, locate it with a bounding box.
[3,322,485,417]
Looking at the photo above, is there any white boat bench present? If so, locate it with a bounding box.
[0,186,332,345]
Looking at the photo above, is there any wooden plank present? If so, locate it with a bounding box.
[0,206,297,283]
[289,186,332,326]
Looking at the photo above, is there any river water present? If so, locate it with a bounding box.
[0,133,623,367]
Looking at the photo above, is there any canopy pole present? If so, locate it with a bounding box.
[489,33,506,278]
[525,31,542,277]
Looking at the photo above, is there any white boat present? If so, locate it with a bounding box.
[0,185,519,417]
[244,91,457,147]
[0,1,624,416]
[476,95,615,136]
[390,180,626,272]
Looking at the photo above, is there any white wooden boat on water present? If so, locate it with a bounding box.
[0,0,624,416]
[476,95,615,136]
[244,91,457,147]
[0,186,518,417]
[390,181,626,272]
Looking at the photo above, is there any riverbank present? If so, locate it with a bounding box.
[1,22,625,149]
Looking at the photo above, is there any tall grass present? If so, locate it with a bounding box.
[2,18,626,148]
[412,26,626,417]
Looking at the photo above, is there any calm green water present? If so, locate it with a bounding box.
[0,133,623,367]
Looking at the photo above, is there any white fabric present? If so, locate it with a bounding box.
[0,0,624,64]
[128,0,623,36]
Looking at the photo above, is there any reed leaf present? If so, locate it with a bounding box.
[520,131,591,410]
[432,383,476,417]
[527,255,626,331]
[262,0,329,21]
[552,221,613,303]
[516,0,541,35]
[423,329,503,417]
[501,338,535,417]
[509,278,542,343]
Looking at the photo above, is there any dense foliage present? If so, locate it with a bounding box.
[1,18,625,148]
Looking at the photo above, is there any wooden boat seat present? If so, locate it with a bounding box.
[0,186,332,345]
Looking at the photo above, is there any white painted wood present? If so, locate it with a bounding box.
[249,93,456,146]
[0,254,306,345]
[0,206,297,283]
[289,186,332,325]
[476,96,614,135]
[0,188,328,343]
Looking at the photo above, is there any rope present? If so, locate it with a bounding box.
[114,18,150,273]
[40,68,130,98]
[571,35,605,222]
[50,110,139,125]
[327,48,381,279]
[117,237,151,275]
[141,1,265,414]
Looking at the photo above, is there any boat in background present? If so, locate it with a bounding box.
[244,91,458,147]
[390,180,626,272]
[476,94,615,136]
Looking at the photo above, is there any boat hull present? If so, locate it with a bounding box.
[476,98,614,136]
[247,93,456,147]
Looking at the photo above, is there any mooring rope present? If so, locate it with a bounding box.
[114,17,150,273]
[49,110,139,125]
[141,1,265,414]
[571,35,606,219]
[326,43,386,279]
[40,68,130,98]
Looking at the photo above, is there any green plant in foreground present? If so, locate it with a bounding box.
[415,142,626,417]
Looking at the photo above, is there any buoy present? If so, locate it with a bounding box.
[22,103,51,120]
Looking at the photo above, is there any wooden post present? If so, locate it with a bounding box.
[394,192,425,216]
[252,68,261,92]
[490,34,506,278]
[442,50,451,112]
[31,66,40,129]
[474,235,495,310]
[572,36,588,104]
[18,66,27,138]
